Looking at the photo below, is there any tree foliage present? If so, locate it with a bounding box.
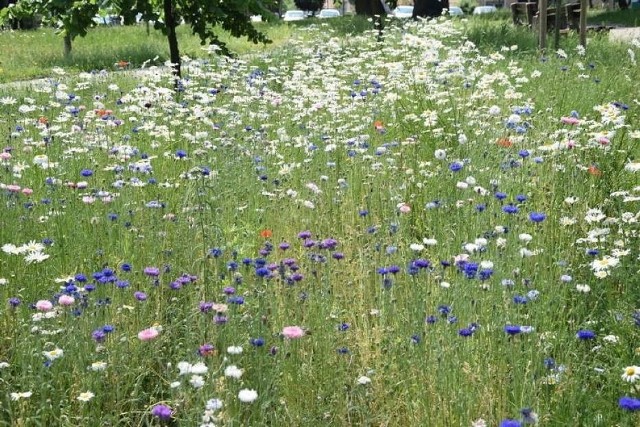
[354,0,397,16]
[412,0,449,19]
[293,0,324,13]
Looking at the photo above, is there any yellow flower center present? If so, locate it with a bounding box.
[626,367,637,376]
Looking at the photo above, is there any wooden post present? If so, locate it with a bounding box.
[579,0,587,47]
[554,0,562,49]
[539,0,548,50]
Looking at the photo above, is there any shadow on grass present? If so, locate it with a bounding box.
[588,8,640,27]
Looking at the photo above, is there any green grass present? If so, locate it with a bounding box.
[0,22,293,83]
[0,15,639,427]
[1,9,638,84]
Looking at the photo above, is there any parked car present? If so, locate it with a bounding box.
[392,5,414,18]
[473,5,497,14]
[283,10,305,21]
[318,8,341,18]
[448,6,464,16]
[93,14,122,25]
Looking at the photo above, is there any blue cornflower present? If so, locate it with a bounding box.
[513,295,528,304]
[228,296,244,305]
[388,265,401,274]
[175,150,187,159]
[9,297,21,307]
[338,323,350,331]
[437,305,451,315]
[543,357,556,369]
[619,396,640,411]
[502,205,519,214]
[478,269,493,281]
[80,169,93,177]
[255,267,270,277]
[529,212,546,223]
[250,337,265,347]
[116,280,129,289]
[425,315,438,324]
[516,194,527,203]
[411,334,421,344]
[121,263,132,272]
[504,325,522,335]
[576,329,596,340]
[500,419,522,427]
[495,192,507,201]
[458,328,473,337]
[209,248,223,258]
[449,162,463,172]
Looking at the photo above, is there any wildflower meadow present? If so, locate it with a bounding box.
[0,17,639,427]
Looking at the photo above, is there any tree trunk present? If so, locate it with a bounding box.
[163,0,181,79]
[63,34,72,58]
[538,0,548,50]
[579,0,587,47]
[355,0,385,15]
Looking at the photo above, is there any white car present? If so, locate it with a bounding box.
[473,5,497,14]
[283,10,305,21]
[448,6,464,16]
[392,5,414,18]
[318,8,341,18]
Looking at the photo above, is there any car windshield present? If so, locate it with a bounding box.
[320,10,339,16]
[286,11,304,17]
[397,6,413,12]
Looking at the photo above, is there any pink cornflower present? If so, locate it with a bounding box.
[138,328,160,341]
[6,185,20,193]
[35,300,53,311]
[58,295,75,306]
[282,326,305,339]
[21,188,33,196]
[398,203,411,214]
[561,116,580,125]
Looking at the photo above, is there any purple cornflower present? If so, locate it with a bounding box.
[143,267,160,277]
[134,291,147,301]
[297,230,312,239]
[151,404,173,420]
[500,419,522,427]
